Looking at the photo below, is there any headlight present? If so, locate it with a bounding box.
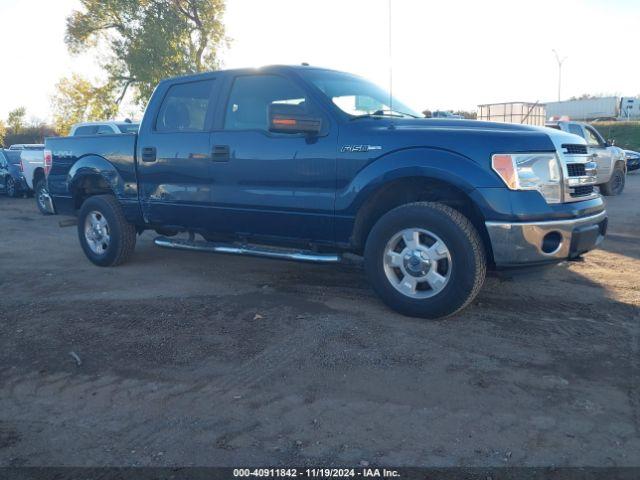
[492,153,562,204]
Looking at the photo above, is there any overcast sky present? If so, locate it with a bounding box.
[1,0,639,121]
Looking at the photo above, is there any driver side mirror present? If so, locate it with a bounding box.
[268,103,322,135]
[606,138,615,147]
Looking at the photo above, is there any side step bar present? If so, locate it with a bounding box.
[154,236,341,264]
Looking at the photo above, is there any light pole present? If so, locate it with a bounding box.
[552,49,567,102]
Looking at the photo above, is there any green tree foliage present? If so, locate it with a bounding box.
[0,120,6,147]
[7,107,26,134]
[51,74,120,135]
[1,109,57,146]
[65,0,228,107]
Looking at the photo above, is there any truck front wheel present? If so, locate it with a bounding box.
[77,195,136,267]
[364,202,486,319]
[600,163,625,196]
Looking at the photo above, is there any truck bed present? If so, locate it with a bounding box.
[46,133,138,215]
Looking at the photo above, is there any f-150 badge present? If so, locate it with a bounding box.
[341,145,382,153]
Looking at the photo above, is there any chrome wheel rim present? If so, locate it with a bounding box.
[383,228,452,299]
[84,211,111,255]
[6,178,15,196]
[37,185,47,209]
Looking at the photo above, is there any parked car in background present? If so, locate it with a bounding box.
[624,150,640,172]
[45,65,607,319]
[546,121,627,195]
[0,150,29,197]
[431,110,463,119]
[70,121,140,136]
[8,143,43,151]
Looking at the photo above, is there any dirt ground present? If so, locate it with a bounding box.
[0,174,639,467]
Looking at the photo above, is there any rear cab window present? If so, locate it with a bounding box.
[74,126,98,136]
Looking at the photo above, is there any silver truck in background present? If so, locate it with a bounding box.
[546,121,627,196]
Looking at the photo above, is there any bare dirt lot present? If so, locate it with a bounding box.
[1,174,639,467]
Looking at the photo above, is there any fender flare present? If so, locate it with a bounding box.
[67,154,126,200]
[337,147,501,216]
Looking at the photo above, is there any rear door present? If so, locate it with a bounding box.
[136,77,220,229]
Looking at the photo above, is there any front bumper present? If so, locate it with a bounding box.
[486,211,607,267]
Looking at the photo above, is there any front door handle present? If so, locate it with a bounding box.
[141,147,157,163]
[212,145,230,162]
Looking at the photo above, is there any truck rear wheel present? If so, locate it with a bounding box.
[600,164,625,196]
[364,202,486,319]
[35,179,52,215]
[5,176,18,198]
[77,195,136,267]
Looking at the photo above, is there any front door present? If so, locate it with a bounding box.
[583,125,613,184]
[209,74,337,245]
[137,78,219,230]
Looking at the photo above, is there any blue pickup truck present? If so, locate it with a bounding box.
[44,65,607,318]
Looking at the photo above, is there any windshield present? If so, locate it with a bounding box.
[299,69,421,118]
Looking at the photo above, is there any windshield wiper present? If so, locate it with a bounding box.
[350,109,419,121]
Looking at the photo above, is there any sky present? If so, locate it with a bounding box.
[1,0,639,122]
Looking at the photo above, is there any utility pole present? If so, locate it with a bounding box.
[388,0,393,111]
[552,49,567,102]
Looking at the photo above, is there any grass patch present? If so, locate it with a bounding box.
[590,121,640,151]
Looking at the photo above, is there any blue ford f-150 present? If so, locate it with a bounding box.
[44,65,607,318]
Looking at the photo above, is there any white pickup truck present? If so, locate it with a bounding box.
[546,121,627,196]
[8,144,51,213]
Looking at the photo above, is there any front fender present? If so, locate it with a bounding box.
[336,147,502,216]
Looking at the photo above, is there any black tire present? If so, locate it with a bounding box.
[77,195,137,267]
[364,202,486,319]
[600,164,625,196]
[5,176,18,198]
[34,179,53,215]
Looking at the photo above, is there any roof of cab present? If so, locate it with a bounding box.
[156,64,340,85]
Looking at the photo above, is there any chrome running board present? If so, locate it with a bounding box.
[154,236,341,264]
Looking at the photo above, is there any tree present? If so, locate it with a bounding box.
[65,0,228,107]
[0,120,6,147]
[51,74,120,135]
[7,107,26,134]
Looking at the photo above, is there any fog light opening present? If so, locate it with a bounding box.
[541,231,563,254]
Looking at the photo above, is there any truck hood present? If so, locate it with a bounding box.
[343,118,574,163]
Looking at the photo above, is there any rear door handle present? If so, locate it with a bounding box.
[141,147,157,163]
[212,145,230,162]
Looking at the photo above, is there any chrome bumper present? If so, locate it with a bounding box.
[486,211,607,267]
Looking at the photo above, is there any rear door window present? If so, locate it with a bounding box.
[155,80,216,132]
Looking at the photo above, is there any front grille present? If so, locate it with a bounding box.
[563,144,588,155]
[566,163,586,177]
[571,185,594,197]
